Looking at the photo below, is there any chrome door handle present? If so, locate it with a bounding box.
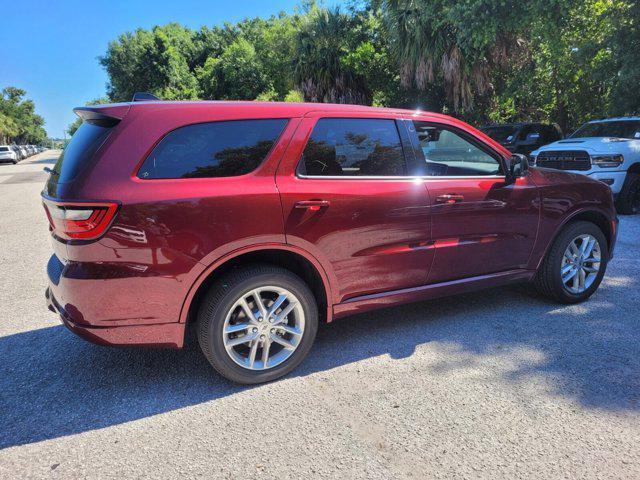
[435,194,464,204]
[294,200,330,211]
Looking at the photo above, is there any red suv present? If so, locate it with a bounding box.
[43,99,618,384]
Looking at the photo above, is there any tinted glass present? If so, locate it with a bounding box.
[481,125,519,143]
[52,122,113,183]
[570,120,640,139]
[138,119,288,179]
[413,122,502,176]
[517,125,541,140]
[0,147,9,152]
[300,118,405,177]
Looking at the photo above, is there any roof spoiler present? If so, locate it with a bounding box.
[72,93,158,127]
[73,104,131,127]
[132,92,160,102]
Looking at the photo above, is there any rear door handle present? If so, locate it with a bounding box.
[294,200,330,211]
[435,194,464,204]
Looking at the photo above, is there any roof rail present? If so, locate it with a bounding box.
[132,92,160,102]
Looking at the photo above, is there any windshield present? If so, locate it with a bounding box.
[481,125,520,143]
[570,120,640,139]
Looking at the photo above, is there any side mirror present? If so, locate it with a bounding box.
[505,153,529,185]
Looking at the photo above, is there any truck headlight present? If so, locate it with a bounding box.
[591,154,624,168]
[528,154,537,166]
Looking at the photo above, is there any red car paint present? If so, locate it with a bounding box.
[44,101,618,348]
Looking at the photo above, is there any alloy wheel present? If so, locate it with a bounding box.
[561,234,601,294]
[222,286,305,370]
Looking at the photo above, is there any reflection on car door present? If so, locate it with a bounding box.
[276,114,433,302]
[404,119,539,284]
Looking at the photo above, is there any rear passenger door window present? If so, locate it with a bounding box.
[298,118,406,177]
[138,119,288,179]
[412,121,503,177]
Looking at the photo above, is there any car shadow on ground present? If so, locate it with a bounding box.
[0,159,55,168]
[23,158,57,165]
[2,275,638,450]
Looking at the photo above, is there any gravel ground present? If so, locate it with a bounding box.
[1,152,639,479]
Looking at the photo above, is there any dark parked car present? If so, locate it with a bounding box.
[44,99,617,384]
[481,122,563,155]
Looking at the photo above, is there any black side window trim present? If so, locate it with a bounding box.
[137,118,289,180]
[296,117,409,178]
[403,120,507,177]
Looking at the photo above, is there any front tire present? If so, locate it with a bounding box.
[197,264,318,384]
[616,171,640,215]
[534,221,608,303]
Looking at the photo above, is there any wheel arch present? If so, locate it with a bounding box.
[627,162,640,175]
[534,208,614,271]
[180,244,333,326]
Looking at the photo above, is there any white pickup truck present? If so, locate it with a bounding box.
[531,117,640,214]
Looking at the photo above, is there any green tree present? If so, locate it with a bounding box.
[0,112,18,144]
[94,1,637,131]
[195,15,298,101]
[67,117,82,137]
[0,87,47,144]
[607,0,640,116]
[381,0,529,115]
[215,38,270,99]
[253,14,300,99]
[100,23,199,101]
[485,0,623,132]
[293,7,372,104]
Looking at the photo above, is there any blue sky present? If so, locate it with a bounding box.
[0,0,336,138]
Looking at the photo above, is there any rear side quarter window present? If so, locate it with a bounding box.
[138,119,288,179]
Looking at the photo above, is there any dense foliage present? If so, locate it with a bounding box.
[93,0,637,134]
[0,87,47,145]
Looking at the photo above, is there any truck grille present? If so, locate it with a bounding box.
[536,150,591,171]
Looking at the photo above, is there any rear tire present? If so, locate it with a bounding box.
[197,264,318,384]
[534,221,608,303]
[616,171,640,215]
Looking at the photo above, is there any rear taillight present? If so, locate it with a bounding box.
[42,198,119,241]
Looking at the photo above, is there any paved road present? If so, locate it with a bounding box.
[1,151,639,479]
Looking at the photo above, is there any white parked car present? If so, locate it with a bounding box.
[11,145,23,160]
[0,145,18,163]
[531,117,640,214]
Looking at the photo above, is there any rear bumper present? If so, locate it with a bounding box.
[46,287,185,348]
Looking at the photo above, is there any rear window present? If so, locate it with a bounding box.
[52,122,113,183]
[481,125,520,143]
[138,119,288,179]
[0,147,9,152]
